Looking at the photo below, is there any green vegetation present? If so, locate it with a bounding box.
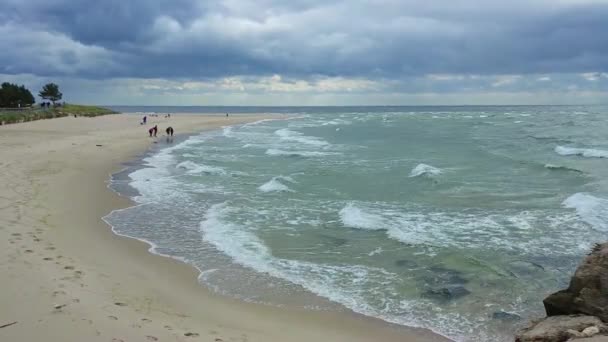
[59,104,118,117]
[0,81,118,125]
[0,82,36,108]
[0,104,118,125]
[39,83,63,104]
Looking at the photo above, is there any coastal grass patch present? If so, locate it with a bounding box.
[0,104,118,124]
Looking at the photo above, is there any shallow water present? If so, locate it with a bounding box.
[105,106,608,341]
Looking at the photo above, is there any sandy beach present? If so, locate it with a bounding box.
[0,114,448,342]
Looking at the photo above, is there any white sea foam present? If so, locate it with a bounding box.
[368,247,384,256]
[265,149,336,157]
[563,193,608,232]
[199,203,500,341]
[339,203,386,230]
[259,178,293,193]
[555,146,608,158]
[409,164,443,178]
[338,202,595,254]
[274,128,329,147]
[222,126,234,137]
[176,161,226,175]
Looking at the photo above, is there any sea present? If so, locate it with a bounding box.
[104,105,608,341]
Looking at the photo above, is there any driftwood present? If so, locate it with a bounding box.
[0,321,17,329]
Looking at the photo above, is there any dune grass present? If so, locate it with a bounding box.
[0,104,117,125]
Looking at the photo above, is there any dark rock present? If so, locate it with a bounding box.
[423,285,471,302]
[492,310,521,321]
[543,243,608,321]
[515,315,607,342]
[425,265,469,285]
[395,259,417,268]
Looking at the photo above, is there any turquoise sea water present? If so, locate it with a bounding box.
[105,106,608,341]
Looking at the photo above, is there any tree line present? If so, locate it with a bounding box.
[0,82,63,108]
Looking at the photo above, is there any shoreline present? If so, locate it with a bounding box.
[0,114,449,342]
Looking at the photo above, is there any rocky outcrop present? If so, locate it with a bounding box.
[515,315,607,342]
[516,243,608,341]
[544,243,608,321]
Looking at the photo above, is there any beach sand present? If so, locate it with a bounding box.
[0,114,449,342]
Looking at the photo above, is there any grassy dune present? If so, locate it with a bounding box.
[0,104,118,125]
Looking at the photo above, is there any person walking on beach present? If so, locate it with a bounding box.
[143,115,147,124]
[166,126,174,136]
[153,125,158,137]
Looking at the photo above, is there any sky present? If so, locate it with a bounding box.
[1,0,607,105]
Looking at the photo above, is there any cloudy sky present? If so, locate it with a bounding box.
[1,0,607,105]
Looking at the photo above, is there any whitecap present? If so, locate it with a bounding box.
[409,163,443,178]
[259,178,293,193]
[274,128,329,147]
[339,203,386,230]
[555,146,608,158]
[265,148,337,157]
[176,161,226,175]
[563,193,608,232]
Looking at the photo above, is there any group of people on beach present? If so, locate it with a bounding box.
[142,115,174,139]
[147,125,174,137]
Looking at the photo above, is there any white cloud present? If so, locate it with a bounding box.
[491,75,522,87]
[580,72,608,81]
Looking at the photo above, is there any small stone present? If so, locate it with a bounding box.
[423,285,471,302]
[567,329,584,338]
[582,326,601,337]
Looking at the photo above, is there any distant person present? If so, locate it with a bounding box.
[148,126,154,137]
[166,126,174,136]
[226,113,229,117]
[143,115,147,124]
[153,125,158,137]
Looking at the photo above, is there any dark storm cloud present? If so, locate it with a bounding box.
[1,0,607,80]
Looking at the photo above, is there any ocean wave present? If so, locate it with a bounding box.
[199,203,527,341]
[265,148,336,157]
[563,193,608,232]
[338,202,595,254]
[544,164,583,173]
[274,128,329,147]
[339,203,386,230]
[409,163,443,178]
[259,177,293,193]
[199,202,406,321]
[555,146,608,158]
[176,161,226,175]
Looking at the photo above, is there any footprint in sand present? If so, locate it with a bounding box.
[164,325,173,331]
[43,257,53,261]
[45,246,56,251]
[108,315,118,320]
[24,249,33,253]
[146,336,158,341]
[11,233,21,237]
[184,332,200,337]
[64,266,75,270]
[111,339,125,342]
[52,290,67,297]
[114,302,127,307]
[141,318,152,323]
